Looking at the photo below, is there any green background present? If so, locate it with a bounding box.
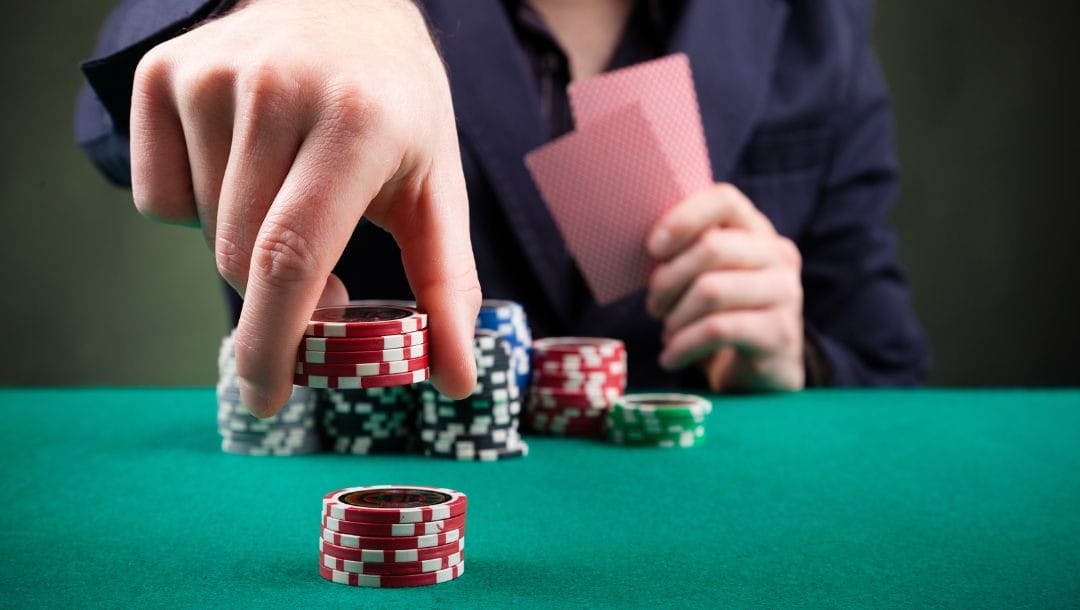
[0,2,1077,387]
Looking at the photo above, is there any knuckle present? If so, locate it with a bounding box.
[317,81,382,140]
[711,182,741,202]
[777,236,802,266]
[697,274,725,308]
[460,281,483,313]
[648,263,671,294]
[250,222,321,288]
[172,63,233,112]
[704,316,731,342]
[239,63,298,116]
[132,48,171,103]
[702,229,726,259]
[215,231,250,286]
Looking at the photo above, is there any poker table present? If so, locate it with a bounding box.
[2,388,1078,607]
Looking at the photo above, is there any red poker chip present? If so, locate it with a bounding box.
[323,486,468,524]
[294,368,429,389]
[531,376,626,393]
[321,526,464,550]
[304,329,427,352]
[530,387,621,408]
[533,369,626,384]
[305,305,428,338]
[299,343,428,364]
[532,337,626,357]
[296,355,429,378]
[318,537,464,563]
[322,513,466,537]
[318,549,462,575]
[534,358,627,376]
[319,562,464,588]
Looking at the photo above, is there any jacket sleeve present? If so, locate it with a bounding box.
[75,0,236,186]
[799,18,932,386]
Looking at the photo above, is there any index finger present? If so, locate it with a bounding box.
[235,121,396,416]
[384,141,481,400]
[648,183,775,261]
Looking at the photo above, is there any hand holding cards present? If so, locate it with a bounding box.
[525,54,711,305]
[525,54,805,391]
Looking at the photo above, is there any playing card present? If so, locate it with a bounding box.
[524,104,683,305]
[568,53,712,193]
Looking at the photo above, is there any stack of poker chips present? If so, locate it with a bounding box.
[321,387,419,454]
[417,331,528,461]
[294,304,430,390]
[216,330,323,455]
[605,393,712,448]
[475,300,532,396]
[525,337,628,437]
[320,485,467,588]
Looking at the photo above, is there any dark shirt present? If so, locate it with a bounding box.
[503,0,678,139]
[75,0,932,388]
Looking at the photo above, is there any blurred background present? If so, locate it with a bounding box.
[0,2,1076,387]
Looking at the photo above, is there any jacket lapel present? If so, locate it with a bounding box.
[422,0,577,322]
[667,0,790,181]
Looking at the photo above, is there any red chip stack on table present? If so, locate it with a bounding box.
[319,485,467,588]
[295,305,430,389]
[525,337,628,436]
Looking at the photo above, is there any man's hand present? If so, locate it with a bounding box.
[130,0,480,416]
[645,184,804,392]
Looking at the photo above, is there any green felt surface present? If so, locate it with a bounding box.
[1,388,1078,608]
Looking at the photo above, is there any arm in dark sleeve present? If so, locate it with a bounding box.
[799,27,931,386]
[75,0,236,186]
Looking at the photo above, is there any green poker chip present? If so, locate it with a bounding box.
[605,393,712,448]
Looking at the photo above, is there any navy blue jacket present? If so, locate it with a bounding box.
[77,0,930,388]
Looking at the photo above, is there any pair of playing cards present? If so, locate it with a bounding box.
[525,53,712,305]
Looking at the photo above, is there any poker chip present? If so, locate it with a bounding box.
[296,355,429,377]
[532,336,626,358]
[526,337,627,437]
[298,344,428,364]
[476,300,533,398]
[317,485,469,586]
[319,549,463,575]
[303,330,427,352]
[319,537,465,563]
[605,393,712,448]
[217,330,323,455]
[417,330,528,461]
[321,525,463,551]
[323,486,468,523]
[294,368,429,390]
[305,305,428,338]
[296,307,431,389]
[318,562,465,588]
[321,386,418,455]
[322,513,467,537]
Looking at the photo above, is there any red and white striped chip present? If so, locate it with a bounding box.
[296,355,428,377]
[321,526,463,550]
[305,305,428,338]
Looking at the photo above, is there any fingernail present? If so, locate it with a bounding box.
[649,228,670,256]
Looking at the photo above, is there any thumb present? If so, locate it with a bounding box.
[316,273,350,308]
